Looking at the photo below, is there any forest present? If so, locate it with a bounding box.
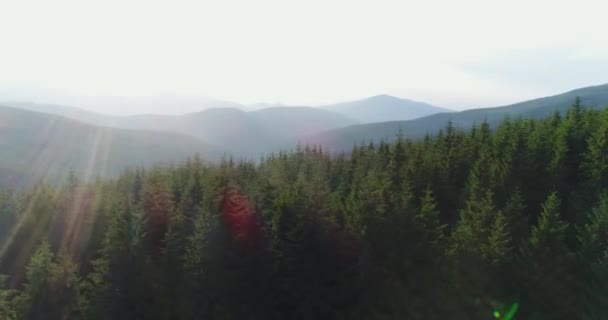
[0,99,607,319]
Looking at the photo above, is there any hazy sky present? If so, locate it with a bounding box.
[1,0,607,114]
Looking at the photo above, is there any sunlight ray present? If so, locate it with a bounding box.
[59,126,109,253]
[0,185,55,284]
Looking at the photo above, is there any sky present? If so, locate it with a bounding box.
[0,0,607,114]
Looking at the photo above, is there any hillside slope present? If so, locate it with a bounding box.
[171,107,357,156]
[308,83,608,151]
[0,106,219,186]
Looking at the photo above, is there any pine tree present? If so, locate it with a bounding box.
[160,211,189,318]
[583,109,608,195]
[503,189,529,246]
[529,193,568,256]
[84,197,145,319]
[452,189,500,260]
[0,275,17,320]
[486,212,512,268]
[578,194,608,318]
[524,192,579,319]
[47,251,81,319]
[16,242,54,320]
[416,188,446,245]
[141,181,174,255]
[0,185,56,283]
[579,194,608,263]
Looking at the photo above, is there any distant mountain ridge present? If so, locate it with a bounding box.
[306,83,608,152]
[3,94,451,157]
[6,93,448,125]
[3,102,359,158]
[322,94,451,123]
[3,84,608,185]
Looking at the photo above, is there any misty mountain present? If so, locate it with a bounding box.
[10,84,608,161]
[0,106,219,186]
[139,107,357,156]
[322,94,450,123]
[4,94,452,155]
[307,83,608,151]
[4,103,357,157]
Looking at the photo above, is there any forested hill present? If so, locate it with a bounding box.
[1,101,607,319]
[0,106,219,186]
[308,83,608,151]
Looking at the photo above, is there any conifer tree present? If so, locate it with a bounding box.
[524,192,579,318]
[578,194,608,318]
[0,275,17,320]
[15,242,53,320]
[416,188,446,245]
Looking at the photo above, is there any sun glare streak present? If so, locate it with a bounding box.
[0,114,65,270]
[0,185,55,285]
[0,116,114,278]
[58,126,109,253]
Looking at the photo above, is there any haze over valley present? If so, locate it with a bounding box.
[3,83,608,185]
[2,0,608,319]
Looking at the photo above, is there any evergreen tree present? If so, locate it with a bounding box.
[1,106,608,319]
[579,194,608,318]
[0,275,17,320]
[15,242,53,320]
[416,188,446,245]
[524,192,579,318]
[502,189,529,246]
[583,109,608,195]
[83,197,145,319]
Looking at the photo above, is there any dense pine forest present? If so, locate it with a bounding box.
[1,99,607,319]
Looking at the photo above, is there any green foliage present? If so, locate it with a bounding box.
[416,188,446,244]
[579,194,608,318]
[524,192,581,318]
[15,242,80,319]
[530,193,568,251]
[0,275,17,320]
[579,194,608,263]
[0,100,607,319]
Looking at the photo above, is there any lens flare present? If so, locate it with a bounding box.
[493,302,519,320]
[220,186,262,250]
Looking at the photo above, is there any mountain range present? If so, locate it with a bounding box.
[4,103,357,157]
[307,83,608,151]
[5,95,449,156]
[2,83,608,185]
[2,94,446,185]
